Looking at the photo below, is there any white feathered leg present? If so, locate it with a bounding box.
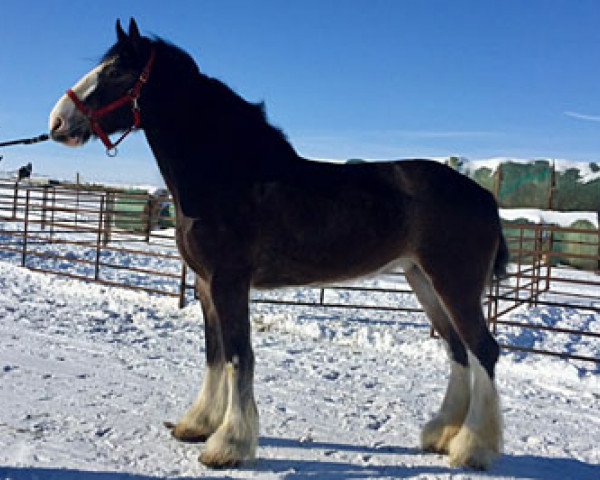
[170,363,228,442]
[421,359,470,453]
[199,357,259,468]
[447,352,502,470]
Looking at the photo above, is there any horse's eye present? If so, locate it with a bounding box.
[104,68,120,79]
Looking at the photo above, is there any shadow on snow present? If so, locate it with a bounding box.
[1,439,598,480]
[256,437,599,480]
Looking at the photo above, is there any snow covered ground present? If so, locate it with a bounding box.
[0,258,598,480]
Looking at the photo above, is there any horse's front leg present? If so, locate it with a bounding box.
[198,270,259,468]
[167,278,228,443]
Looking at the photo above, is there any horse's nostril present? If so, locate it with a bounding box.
[51,116,64,132]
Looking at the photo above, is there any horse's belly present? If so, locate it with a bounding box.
[251,226,411,288]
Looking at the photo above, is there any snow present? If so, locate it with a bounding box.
[0,257,599,479]
[458,157,600,184]
[500,208,599,228]
[306,157,600,185]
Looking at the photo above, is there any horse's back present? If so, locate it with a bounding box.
[251,159,501,287]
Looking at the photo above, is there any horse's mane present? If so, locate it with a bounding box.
[103,37,297,161]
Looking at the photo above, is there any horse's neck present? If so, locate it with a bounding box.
[141,78,303,217]
[143,74,300,188]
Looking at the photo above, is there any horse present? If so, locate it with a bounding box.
[49,19,507,470]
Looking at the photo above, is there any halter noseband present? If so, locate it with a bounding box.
[66,48,156,157]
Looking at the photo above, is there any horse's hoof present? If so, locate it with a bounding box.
[164,421,209,443]
[198,432,254,469]
[447,426,499,470]
[421,418,461,454]
[199,450,241,469]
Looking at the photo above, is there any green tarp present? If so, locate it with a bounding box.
[448,158,600,211]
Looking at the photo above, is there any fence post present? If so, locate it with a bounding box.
[492,273,500,334]
[75,184,80,228]
[21,189,30,267]
[544,226,553,293]
[532,227,542,307]
[41,186,48,230]
[49,187,56,242]
[103,192,114,246]
[486,279,494,330]
[94,195,105,281]
[529,227,537,306]
[144,196,153,243]
[543,163,555,290]
[12,181,19,219]
[516,227,524,307]
[487,275,500,334]
[179,262,188,309]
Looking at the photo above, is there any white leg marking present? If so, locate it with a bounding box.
[173,363,228,441]
[200,358,259,467]
[421,359,470,452]
[447,351,503,470]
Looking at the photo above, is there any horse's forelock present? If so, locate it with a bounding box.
[101,37,196,75]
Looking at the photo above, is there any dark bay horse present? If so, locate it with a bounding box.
[49,19,507,470]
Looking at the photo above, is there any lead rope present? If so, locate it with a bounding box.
[0,134,49,148]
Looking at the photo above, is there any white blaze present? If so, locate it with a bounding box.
[48,59,114,144]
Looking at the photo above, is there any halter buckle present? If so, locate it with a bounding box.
[106,146,118,157]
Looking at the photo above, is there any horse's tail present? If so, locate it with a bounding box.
[493,232,510,279]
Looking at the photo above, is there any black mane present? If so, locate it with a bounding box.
[105,36,297,177]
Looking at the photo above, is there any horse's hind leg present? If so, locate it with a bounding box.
[404,264,470,454]
[425,267,503,470]
[445,308,502,470]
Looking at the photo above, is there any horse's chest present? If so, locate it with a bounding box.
[175,217,254,278]
[175,227,209,278]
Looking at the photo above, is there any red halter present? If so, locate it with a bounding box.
[66,49,156,156]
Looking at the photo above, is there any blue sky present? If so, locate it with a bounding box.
[1,0,600,185]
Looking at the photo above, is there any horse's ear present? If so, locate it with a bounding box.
[116,19,128,43]
[128,18,141,43]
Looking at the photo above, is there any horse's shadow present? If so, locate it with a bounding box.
[256,436,600,480]
[493,453,599,480]
[1,439,597,480]
[0,467,220,480]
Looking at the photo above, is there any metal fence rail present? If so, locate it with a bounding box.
[487,223,599,363]
[0,180,598,363]
[0,180,187,305]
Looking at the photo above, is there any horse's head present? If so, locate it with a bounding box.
[49,18,154,152]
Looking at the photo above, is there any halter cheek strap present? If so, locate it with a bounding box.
[67,48,156,156]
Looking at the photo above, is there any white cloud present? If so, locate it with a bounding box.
[564,111,600,122]
[393,130,495,139]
